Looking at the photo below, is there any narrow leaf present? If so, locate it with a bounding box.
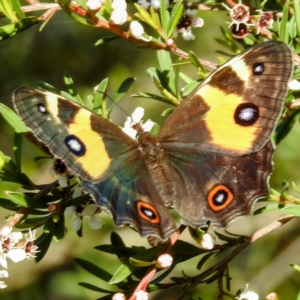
[75,258,113,282]
[0,104,28,133]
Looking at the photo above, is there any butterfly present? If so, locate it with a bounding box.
[13,41,293,239]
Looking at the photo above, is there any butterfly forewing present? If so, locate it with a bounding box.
[159,41,293,155]
[13,87,139,182]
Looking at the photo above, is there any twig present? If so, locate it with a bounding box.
[176,215,295,299]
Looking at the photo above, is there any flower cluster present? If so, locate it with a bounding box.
[236,284,259,300]
[0,228,38,289]
[122,107,154,139]
[223,1,274,39]
[175,9,204,40]
[65,187,102,231]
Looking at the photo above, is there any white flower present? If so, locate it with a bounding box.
[0,245,7,269]
[0,227,11,239]
[112,292,126,300]
[111,0,126,10]
[66,206,76,218]
[110,0,127,25]
[122,107,154,139]
[134,290,149,300]
[200,233,215,250]
[58,175,69,188]
[156,254,173,268]
[182,29,195,40]
[175,10,204,41]
[289,79,300,90]
[143,119,155,133]
[72,216,82,231]
[88,214,102,229]
[0,270,8,278]
[10,232,23,244]
[151,0,169,9]
[129,21,152,41]
[0,281,7,289]
[87,0,102,11]
[237,284,259,300]
[6,249,26,263]
[137,0,150,10]
[222,0,253,31]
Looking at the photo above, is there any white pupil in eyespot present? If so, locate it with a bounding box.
[67,139,82,152]
[239,107,255,121]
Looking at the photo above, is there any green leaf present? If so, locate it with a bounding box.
[63,71,83,105]
[0,23,16,40]
[254,203,300,216]
[131,92,173,105]
[93,78,109,116]
[64,193,91,207]
[0,197,20,210]
[161,107,175,116]
[275,110,298,144]
[279,0,290,43]
[36,81,60,93]
[160,0,170,33]
[75,258,113,282]
[112,77,135,104]
[13,132,23,172]
[293,0,300,41]
[6,192,48,209]
[0,104,28,133]
[0,0,18,22]
[78,282,114,294]
[11,0,26,18]
[197,252,216,270]
[0,151,33,186]
[167,0,183,37]
[157,50,177,96]
[110,231,126,248]
[182,80,201,97]
[129,257,155,267]
[35,219,54,262]
[134,3,158,31]
[95,35,119,46]
[53,213,65,240]
[109,263,132,284]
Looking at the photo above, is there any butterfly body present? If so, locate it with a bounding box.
[13,41,293,239]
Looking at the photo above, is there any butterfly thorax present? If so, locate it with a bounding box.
[137,132,162,163]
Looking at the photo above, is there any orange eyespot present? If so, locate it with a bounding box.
[136,201,160,224]
[207,185,234,211]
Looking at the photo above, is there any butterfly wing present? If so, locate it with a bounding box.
[154,41,293,228]
[13,87,177,238]
[151,140,273,228]
[81,153,178,238]
[13,87,139,182]
[159,42,293,155]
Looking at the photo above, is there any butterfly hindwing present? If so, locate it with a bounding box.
[82,155,177,238]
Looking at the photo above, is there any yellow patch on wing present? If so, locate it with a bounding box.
[68,108,112,180]
[196,85,257,153]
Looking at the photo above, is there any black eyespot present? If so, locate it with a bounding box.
[212,189,228,206]
[64,135,86,156]
[207,185,234,212]
[234,103,259,126]
[252,63,265,75]
[37,104,48,115]
[137,201,160,223]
